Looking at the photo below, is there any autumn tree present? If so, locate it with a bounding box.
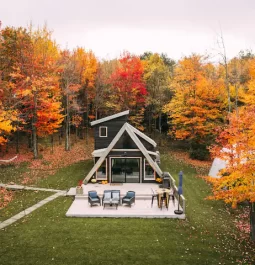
[164,55,227,159]
[143,53,171,135]
[0,26,31,151]
[208,106,255,240]
[74,48,97,143]
[59,50,81,150]
[108,52,147,130]
[94,59,119,119]
[7,26,63,158]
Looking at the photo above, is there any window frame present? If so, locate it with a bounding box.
[99,126,108,137]
[144,159,156,180]
[96,158,108,180]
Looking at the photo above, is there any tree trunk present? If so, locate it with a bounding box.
[51,134,54,154]
[65,94,70,151]
[158,112,162,146]
[32,91,38,159]
[85,85,89,146]
[250,202,255,241]
[32,122,38,159]
[16,130,19,153]
[159,112,162,134]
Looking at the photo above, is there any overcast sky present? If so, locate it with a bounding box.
[1,0,255,61]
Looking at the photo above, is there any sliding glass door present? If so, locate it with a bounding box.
[111,158,140,183]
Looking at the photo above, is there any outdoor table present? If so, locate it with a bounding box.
[156,188,171,208]
[103,199,118,209]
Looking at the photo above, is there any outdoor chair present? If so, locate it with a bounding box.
[103,190,118,209]
[102,190,112,204]
[169,189,175,205]
[160,192,168,210]
[122,191,135,207]
[111,190,121,205]
[151,188,158,208]
[88,190,101,207]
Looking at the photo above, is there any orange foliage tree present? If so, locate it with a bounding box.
[208,106,255,240]
[8,26,63,158]
[164,55,227,159]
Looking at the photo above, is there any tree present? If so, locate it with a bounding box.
[208,106,255,240]
[143,53,171,135]
[108,52,147,130]
[164,55,227,159]
[74,47,97,143]
[59,49,81,151]
[8,26,63,158]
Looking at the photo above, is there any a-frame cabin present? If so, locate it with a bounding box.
[84,110,163,184]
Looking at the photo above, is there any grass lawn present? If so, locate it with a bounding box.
[34,160,93,190]
[0,162,29,184]
[0,190,53,222]
[0,151,254,264]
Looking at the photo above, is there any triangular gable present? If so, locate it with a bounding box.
[112,131,138,150]
[125,124,162,176]
[84,123,128,184]
[90,110,129,126]
[83,122,162,183]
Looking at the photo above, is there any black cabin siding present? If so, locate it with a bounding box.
[94,115,128,150]
[137,135,155,151]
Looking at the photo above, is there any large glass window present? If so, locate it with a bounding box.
[144,159,155,180]
[96,159,107,180]
[111,158,140,183]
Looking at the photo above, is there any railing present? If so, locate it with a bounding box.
[163,172,186,214]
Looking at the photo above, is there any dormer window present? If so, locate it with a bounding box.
[99,126,107,137]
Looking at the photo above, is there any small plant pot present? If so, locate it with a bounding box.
[76,186,83,195]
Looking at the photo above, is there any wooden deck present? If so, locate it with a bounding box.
[66,183,185,219]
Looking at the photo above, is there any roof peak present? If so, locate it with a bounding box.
[90,110,129,126]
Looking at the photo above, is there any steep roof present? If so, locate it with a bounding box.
[90,110,129,126]
[84,122,162,183]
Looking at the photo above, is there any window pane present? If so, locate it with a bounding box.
[100,127,107,137]
[97,159,107,179]
[145,159,155,179]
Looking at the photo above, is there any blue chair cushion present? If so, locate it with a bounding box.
[90,198,99,202]
[126,192,135,198]
[89,192,97,198]
[123,197,131,202]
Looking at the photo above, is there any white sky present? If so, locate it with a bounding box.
[1,0,255,61]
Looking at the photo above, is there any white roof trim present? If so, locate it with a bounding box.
[126,124,162,176]
[90,110,130,126]
[128,124,157,147]
[84,123,128,183]
[92,148,106,157]
[147,151,158,156]
[84,122,162,183]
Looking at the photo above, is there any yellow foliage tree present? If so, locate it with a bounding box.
[164,55,227,159]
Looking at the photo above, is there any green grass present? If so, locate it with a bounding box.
[0,162,29,184]
[0,152,254,264]
[0,160,93,190]
[0,190,53,222]
[35,160,93,190]
[0,197,243,265]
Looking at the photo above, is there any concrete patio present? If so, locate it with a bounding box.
[66,183,185,219]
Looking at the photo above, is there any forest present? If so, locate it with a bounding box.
[1,25,255,237]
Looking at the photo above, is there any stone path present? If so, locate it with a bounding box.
[0,184,67,230]
[0,183,66,193]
